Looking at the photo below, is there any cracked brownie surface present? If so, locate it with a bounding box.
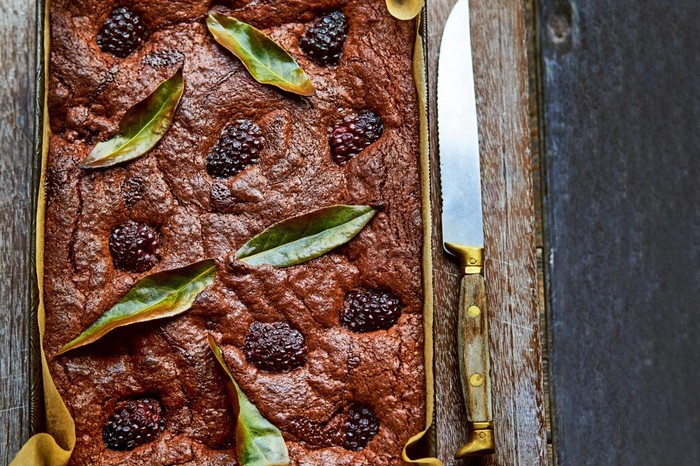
[44,0,424,464]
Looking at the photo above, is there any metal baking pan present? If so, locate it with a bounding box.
[28,0,49,440]
[24,1,437,464]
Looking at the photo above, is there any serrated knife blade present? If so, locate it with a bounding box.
[437,0,496,458]
[438,0,483,249]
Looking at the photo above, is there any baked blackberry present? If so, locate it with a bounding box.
[328,110,384,165]
[290,418,336,447]
[44,166,65,205]
[210,182,233,212]
[206,120,264,179]
[300,11,349,65]
[121,176,145,209]
[142,49,184,68]
[343,403,379,451]
[340,289,401,333]
[97,7,148,58]
[102,398,165,451]
[244,321,307,372]
[109,221,160,273]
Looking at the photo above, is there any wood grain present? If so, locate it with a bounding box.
[0,0,37,463]
[457,274,492,425]
[540,1,700,465]
[428,0,547,464]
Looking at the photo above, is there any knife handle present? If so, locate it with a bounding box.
[446,244,495,458]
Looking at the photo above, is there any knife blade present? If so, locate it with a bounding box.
[437,0,495,458]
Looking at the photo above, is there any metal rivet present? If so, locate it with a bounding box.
[479,432,487,439]
[469,258,477,264]
[468,305,481,317]
[470,373,484,387]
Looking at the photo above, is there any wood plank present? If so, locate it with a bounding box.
[0,0,37,463]
[540,1,700,465]
[524,0,554,462]
[427,0,547,464]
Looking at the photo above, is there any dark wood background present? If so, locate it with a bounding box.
[539,1,700,465]
[1,1,549,464]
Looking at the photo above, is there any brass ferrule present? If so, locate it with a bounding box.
[454,421,495,458]
[444,242,484,275]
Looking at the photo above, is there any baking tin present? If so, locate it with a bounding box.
[24,2,438,464]
[28,0,48,439]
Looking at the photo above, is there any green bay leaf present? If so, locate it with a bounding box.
[208,335,290,466]
[56,259,217,355]
[80,69,184,169]
[235,205,376,267]
[206,12,315,96]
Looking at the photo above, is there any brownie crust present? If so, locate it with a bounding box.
[44,1,425,464]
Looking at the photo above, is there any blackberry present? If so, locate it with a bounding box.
[243,321,307,372]
[206,120,264,179]
[102,398,165,451]
[109,221,160,273]
[210,182,233,212]
[339,289,401,333]
[44,166,66,204]
[97,7,148,58]
[328,110,384,165]
[300,11,349,65]
[290,418,336,447]
[142,49,184,68]
[343,403,379,451]
[121,176,145,209]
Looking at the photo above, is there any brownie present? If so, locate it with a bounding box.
[44,1,424,464]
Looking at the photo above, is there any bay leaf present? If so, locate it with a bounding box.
[235,205,376,267]
[208,335,290,466]
[56,259,217,355]
[206,12,315,96]
[80,69,184,169]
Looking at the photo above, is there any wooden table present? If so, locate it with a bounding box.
[0,1,546,464]
[0,0,39,462]
[427,1,546,464]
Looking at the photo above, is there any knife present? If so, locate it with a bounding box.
[437,0,495,458]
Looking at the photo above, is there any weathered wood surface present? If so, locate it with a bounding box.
[540,1,700,465]
[428,0,547,464]
[0,0,37,463]
[0,0,35,464]
[0,1,547,464]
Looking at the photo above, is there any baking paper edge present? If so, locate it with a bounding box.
[401,10,443,466]
[10,0,77,464]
